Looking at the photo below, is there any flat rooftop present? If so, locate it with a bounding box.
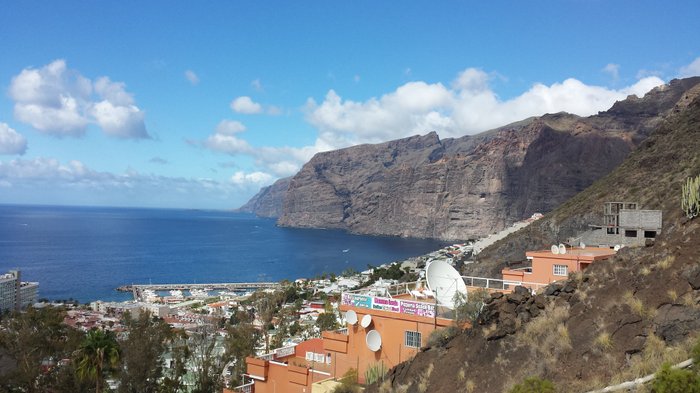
[527,247,616,260]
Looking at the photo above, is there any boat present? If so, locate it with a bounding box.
[169,290,184,298]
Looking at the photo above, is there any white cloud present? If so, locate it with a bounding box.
[91,100,148,139]
[230,170,274,185]
[0,123,27,155]
[0,156,268,207]
[185,70,200,85]
[201,120,328,177]
[305,68,665,144]
[216,119,246,135]
[8,60,149,139]
[230,96,263,114]
[202,67,666,183]
[202,120,252,155]
[204,133,252,155]
[602,63,620,80]
[679,57,700,77]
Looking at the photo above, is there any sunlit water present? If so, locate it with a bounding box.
[0,205,446,302]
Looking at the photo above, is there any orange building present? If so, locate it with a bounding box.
[243,289,452,392]
[502,247,616,286]
[244,338,333,393]
[240,247,617,392]
[326,292,452,384]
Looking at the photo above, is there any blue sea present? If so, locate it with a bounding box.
[0,205,447,302]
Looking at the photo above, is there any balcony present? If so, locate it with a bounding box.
[229,380,254,393]
[255,343,298,362]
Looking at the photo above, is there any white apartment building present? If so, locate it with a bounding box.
[0,270,39,313]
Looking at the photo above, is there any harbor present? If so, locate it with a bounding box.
[117,282,279,301]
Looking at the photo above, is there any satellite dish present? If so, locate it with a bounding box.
[551,245,560,254]
[614,244,621,251]
[425,260,468,309]
[360,314,372,328]
[558,244,566,254]
[580,242,586,249]
[366,330,382,352]
[345,310,358,325]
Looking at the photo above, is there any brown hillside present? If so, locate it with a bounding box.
[367,86,700,393]
[468,80,700,279]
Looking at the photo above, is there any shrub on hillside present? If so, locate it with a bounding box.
[651,363,700,393]
[453,288,490,324]
[426,325,461,348]
[331,383,359,393]
[692,337,700,365]
[508,376,555,393]
[331,368,359,393]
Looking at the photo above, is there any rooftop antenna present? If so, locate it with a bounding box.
[551,245,560,254]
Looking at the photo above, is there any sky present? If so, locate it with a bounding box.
[0,1,699,209]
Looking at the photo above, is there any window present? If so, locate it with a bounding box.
[625,230,638,238]
[404,331,422,348]
[644,230,657,239]
[553,264,568,276]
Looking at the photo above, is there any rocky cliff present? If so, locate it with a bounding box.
[365,80,700,393]
[235,177,291,218]
[245,78,700,241]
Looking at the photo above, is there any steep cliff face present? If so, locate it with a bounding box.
[259,78,700,240]
[364,82,700,393]
[235,177,290,218]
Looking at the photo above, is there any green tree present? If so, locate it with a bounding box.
[117,312,171,393]
[158,330,190,393]
[225,320,260,386]
[189,325,230,393]
[46,363,93,393]
[316,312,339,332]
[75,329,121,393]
[0,306,79,393]
[251,290,284,352]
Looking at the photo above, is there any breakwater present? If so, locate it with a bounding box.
[118,282,280,301]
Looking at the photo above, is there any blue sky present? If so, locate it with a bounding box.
[0,1,699,209]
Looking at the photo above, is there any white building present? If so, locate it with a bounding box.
[0,270,39,313]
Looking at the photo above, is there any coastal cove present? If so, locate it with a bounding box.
[0,205,447,302]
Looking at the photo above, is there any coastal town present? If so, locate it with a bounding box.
[1,203,669,392]
[0,211,513,391]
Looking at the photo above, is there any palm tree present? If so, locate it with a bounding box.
[75,329,120,393]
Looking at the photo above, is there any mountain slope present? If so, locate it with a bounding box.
[469,78,700,278]
[267,78,700,240]
[235,177,291,218]
[366,81,700,393]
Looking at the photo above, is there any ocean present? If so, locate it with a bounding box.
[0,205,447,302]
